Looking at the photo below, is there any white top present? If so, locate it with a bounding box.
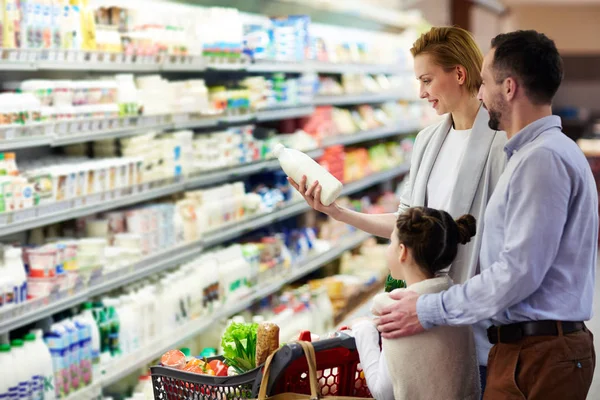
[353,276,480,400]
[426,128,471,211]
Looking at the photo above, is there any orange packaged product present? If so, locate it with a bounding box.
[160,349,187,370]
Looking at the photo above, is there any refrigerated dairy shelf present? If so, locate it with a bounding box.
[0,49,407,75]
[99,230,373,389]
[321,121,419,147]
[0,121,417,237]
[185,149,323,189]
[313,92,415,106]
[0,107,314,150]
[0,165,409,334]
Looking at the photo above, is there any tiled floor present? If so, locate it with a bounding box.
[587,260,600,398]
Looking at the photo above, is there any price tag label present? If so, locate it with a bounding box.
[86,193,102,206]
[57,122,68,135]
[28,51,37,63]
[0,214,9,226]
[5,128,16,140]
[73,198,84,208]
[13,208,36,223]
[18,50,28,62]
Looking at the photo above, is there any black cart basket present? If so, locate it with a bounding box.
[150,332,372,399]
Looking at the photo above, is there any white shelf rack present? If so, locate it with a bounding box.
[0,122,417,238]
[0,49,408,75]
[0,165,409,335]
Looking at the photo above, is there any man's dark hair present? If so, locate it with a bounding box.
[490,30,563,105]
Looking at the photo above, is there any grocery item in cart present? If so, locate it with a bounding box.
[272,143,343,206]
[256,322,280,366]
[160,349,186,370]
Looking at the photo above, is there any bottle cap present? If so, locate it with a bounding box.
[24,333,36,342]
[272,143,285,158]
[11,339,23,347]
[0,344,10,352]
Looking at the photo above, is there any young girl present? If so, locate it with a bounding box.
[352,207,480,400]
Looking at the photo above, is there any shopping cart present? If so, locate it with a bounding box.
[150,332,372,399]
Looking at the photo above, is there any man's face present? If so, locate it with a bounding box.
[478,49,508,131]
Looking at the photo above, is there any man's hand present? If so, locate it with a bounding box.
[375,290,425,339]
[288,176,341,218]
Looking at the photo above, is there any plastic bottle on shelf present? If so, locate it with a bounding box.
[77,302,101,381]
[272,144,343,206]
[24,333,43,400]
[10,339,32,400]
[5,246,27,305]
[28,330,56,400]
[0,343,19,400]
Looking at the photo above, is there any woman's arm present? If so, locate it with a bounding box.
[352,321,395,400]
[288,176,397,238]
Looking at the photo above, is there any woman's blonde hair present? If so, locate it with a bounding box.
[411,26,483,96]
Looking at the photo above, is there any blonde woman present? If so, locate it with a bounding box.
[289,27,507,391]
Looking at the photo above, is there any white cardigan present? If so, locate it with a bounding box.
[397,107,507,366]
[353,277,480,400]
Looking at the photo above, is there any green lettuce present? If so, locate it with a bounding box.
[221,322,259,374]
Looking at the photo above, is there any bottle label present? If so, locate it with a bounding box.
[18,381,29,399]
[8,386,18,400]
[31,375,43,400]
[43,374,55,398]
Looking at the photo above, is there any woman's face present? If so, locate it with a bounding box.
[386,228,404,280]
[414,53,466,115]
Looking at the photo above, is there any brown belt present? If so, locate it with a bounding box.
[487,320,585,344]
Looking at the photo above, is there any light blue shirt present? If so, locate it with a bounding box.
[417,116,598,336]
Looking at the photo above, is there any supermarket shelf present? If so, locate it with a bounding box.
[256,106,315,122]
[0,179,186,238]
[340,164,410,196]
[313,92,412,106]
[0,241,205,335]
[0,136,52,151]
[0,49,406,75]
[185,149,323,190]
[0,139,406,239]
[63,382,102,400]
[0,165,408,334]
[203,201,310,248]
[100,231,373,387]
[321,122,419,147]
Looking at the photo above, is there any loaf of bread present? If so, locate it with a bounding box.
[256,322,280,366]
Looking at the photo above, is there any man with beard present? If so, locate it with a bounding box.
[375,30,598,399]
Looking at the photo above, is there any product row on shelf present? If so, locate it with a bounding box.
[0,108,420,234]
[0,1,416,71]
[0,138,410,308]
[0,187,398,400]
[0,158,412,341]
[0,71,417,135]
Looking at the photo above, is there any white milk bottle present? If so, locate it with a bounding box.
[23,333,42,400]
[4,247,27,304]
[10,339,32,400]
[272,144,343,206]
[0,343,19,400]
[29,330,56,400]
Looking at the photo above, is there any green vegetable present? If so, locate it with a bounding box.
[221,322,259,374]
[385,274,406,292]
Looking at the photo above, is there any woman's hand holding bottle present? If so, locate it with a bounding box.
[288,175,342,219]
